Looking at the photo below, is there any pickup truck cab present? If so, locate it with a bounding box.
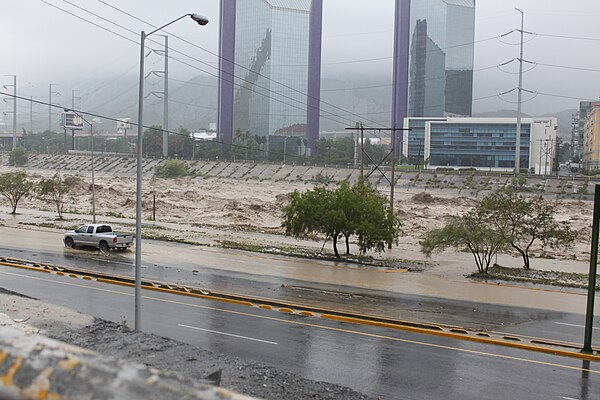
[64,224,134,252]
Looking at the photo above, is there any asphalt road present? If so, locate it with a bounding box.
[1,265,599,399]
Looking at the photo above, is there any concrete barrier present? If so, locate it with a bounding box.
[0,326,257,400]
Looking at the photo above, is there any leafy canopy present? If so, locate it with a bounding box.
[0,171,34,214]
[282,179,401,257]
[38,173,70,219]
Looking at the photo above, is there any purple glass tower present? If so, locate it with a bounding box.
[391,0,411,153]
[217,0,323,155]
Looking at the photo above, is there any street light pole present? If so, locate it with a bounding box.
[135,13,208,332]
[67,109,96,223]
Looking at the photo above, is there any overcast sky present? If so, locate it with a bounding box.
[1,0,599,121]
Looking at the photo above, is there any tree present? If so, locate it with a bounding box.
[421,212,507,273]
[142,126,163,157]
[282,180,401,257]
[9,147,28,166]
[476,190,577,269]
[0,171,34,214]
[352,180,401,254]
[38,173,70,219]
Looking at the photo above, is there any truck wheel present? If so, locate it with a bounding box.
[65,237,75,248]
[99,241,109,253]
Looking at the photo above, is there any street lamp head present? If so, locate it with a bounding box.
[190,13,209,26]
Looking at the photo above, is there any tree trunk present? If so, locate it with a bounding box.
[332,235,340,258]
[10,202,17,214]
[344,234,350,255]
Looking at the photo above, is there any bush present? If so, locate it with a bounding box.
[8,147,28,166]
[154,159,191,178]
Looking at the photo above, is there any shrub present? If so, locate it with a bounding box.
[9,147,28,166]
[154,159,191,178]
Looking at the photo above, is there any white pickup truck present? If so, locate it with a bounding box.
[64,224,134,252]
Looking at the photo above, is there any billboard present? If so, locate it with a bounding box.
[63,112,84,130]
[117,118,132,131]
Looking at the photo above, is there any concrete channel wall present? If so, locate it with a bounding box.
[0,326,256,400]
[0,153,597,199]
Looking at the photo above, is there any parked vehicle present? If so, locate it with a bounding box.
[64,224,134,252]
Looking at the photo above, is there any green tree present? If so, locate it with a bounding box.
[353,180,401,254]
[0,171,34,214]
[282,180,401,257]
[476,190,577,269]
[142,126,163,157]
[421,212,507,273]
[154,159,191,178]
[9,147,28,166]
[38,173,70,219]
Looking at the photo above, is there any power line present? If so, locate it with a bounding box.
[536,32,600,41]
[0,90,314,162]
[87,1,361,126]
[93,0,389,128]
[39,0,356,128]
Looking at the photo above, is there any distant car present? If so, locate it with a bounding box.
[64,224,134,252]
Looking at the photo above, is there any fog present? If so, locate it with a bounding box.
[1,0,599,127]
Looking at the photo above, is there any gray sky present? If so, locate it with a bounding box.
[1,0,599,121]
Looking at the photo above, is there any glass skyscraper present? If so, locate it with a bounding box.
[392,0,476,139]
[218,0,322,154]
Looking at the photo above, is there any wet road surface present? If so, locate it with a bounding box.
[1,230,599,348]
[1,266,599,399]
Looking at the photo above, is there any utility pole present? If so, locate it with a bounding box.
[3,76,17,149]
[389,129,397,249]
[514,8,524,174]
[12,76,16,149]
[71,90,80,151]
[345,125,410,246]
[163,35,169,158]
[48,84,60,132]
[30,96,33,134]
[353,122,359,168]
[360,122,364,178]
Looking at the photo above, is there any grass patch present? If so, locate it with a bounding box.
[471,265,598,290]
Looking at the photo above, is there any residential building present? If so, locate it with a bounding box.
[575,101,596,160]
[583,103,600,172]
[392,0,476,150]
[217,0,322,156]
[403,117,558,174]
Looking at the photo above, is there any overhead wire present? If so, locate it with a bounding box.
[39,0,354,128]
[0,91,320,162]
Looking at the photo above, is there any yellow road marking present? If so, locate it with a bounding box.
[1,268,598,374]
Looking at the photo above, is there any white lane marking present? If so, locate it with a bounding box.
[554,322,600,331]
[562,397,579,400]
[178,324,278,345]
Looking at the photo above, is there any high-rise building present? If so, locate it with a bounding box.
[392,0,476,141]
[218,0,322,155]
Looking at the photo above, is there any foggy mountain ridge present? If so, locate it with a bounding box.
[62,73,575,137]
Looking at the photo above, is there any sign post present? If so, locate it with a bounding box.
[582,184,599,354]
